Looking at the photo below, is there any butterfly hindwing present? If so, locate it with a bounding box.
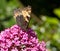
[16,15,28,30]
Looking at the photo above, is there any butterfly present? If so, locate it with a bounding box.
[13,6,31,31]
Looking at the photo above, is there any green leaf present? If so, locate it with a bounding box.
[53,8,60,18]
[46,16,59,25]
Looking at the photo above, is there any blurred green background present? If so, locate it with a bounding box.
[0,0,60,51]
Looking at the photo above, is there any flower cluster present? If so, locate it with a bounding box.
[0,25,47,51]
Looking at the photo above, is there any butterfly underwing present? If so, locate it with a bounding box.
[13,6,31,31]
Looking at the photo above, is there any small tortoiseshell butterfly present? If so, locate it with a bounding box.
[13,6,31,31]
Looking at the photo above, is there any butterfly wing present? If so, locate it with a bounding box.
[16,15,29,31]
[13,6,31,31]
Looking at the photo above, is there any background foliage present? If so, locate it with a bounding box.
[0,0,60,51]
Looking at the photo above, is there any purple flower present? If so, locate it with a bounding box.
[0,25,47,51]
